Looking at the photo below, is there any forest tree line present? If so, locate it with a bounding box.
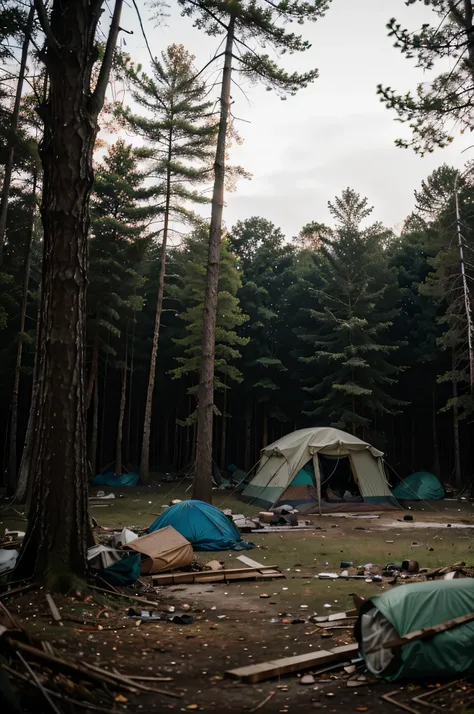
[0,0,473,534]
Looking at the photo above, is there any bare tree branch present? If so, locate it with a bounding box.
[33,0,61,52]
[90,0,124,115]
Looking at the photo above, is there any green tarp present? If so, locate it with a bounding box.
[358,580,474,680]
[392,471,444,501]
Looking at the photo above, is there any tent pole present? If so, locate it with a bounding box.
[313,452,321,517]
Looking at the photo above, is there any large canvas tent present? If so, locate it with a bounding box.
[241,427,399,513]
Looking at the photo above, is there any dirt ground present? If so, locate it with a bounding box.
[2,486,474,712]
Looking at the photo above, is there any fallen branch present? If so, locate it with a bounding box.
[88,584,168,610]
[81,661,182,698]
[250,690,276,712]
[45,594,62,624]
[16,650,62,714]
[0,582,36,600]
[380,690,419,714]
[3,664,120,714]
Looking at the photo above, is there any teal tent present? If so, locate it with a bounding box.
[392,471,444,501]
[148,500,254,551]
[357,580,474,680]
[92,472,139,487]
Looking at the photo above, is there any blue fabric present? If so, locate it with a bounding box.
[92,472,139,487]
[147,500,255,551]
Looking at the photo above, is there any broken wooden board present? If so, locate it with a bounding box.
[151,565,284,586]
[226,643,359,683]
[236,555,280,576]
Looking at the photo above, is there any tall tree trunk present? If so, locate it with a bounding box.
[14,304,41,506]
[432,390,440,477]
[0,6,34,264]
[7,170,37,494]
[244,397,252,471]
[126,320,135,464]
[85,334,99,411]
[453,377,462,488]
[219,389,227,470]
[140,129,173,483]
[194,17,235,503]
[163,414,169,469]
[115,332,128,476]
[262,408,268,449]
[89,370,99,477]
[14,0,123,588]
[411,412,416,471]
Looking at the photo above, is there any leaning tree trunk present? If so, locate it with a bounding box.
[0,6,34,264]
[115,336,128,476]
[7,170,37,494]
[453,376,462,488]
[140,129,173,483]
[14,0,123,588]
[193,17,235,503]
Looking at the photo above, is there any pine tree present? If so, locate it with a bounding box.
[228,217,294,462]
[297,188,403,441]
[88,139,153,474]
[378,1,474,153]
[118,44,216,482]
[170,229,248,438]
[176,0,332,501]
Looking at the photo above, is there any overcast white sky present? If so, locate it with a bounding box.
[108,0,474,237]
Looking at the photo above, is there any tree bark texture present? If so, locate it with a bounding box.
[193,17,235,503]
[140,128,173,483]
[8,170,37,494]
[431,390,440,477]
[0,6,34,264]
[244,396,252,472]
[15,0,123,588]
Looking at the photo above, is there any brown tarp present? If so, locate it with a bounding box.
[125,525,193,575]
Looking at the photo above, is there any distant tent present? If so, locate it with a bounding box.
[92,472,139,487]
[241,427,399,513]
[148,500,254,551]
[392,472,445,501]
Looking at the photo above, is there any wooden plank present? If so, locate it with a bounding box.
[366,610,474,654]
[225,643,358,683]
[151,565,282,585]
[236,555,279,575]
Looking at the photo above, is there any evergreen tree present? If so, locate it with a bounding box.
[88,139,153,473]
[118,43,216,482]
[176,0,332,501]
[379,1,474,153]
[297,188,403,441]
[228,217,294,463]
[170,229,248,437]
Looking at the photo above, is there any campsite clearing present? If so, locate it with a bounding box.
[2,485,474,712]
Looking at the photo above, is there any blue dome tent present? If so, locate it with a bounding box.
[148,500,254,551]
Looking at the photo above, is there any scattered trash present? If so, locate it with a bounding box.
[300,674,315,685]
[0,548,17,575]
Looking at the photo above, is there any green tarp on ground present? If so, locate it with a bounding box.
[357,580,474,680]
[392,471,444,501]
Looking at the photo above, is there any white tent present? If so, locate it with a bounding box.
[241,427,398,513]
